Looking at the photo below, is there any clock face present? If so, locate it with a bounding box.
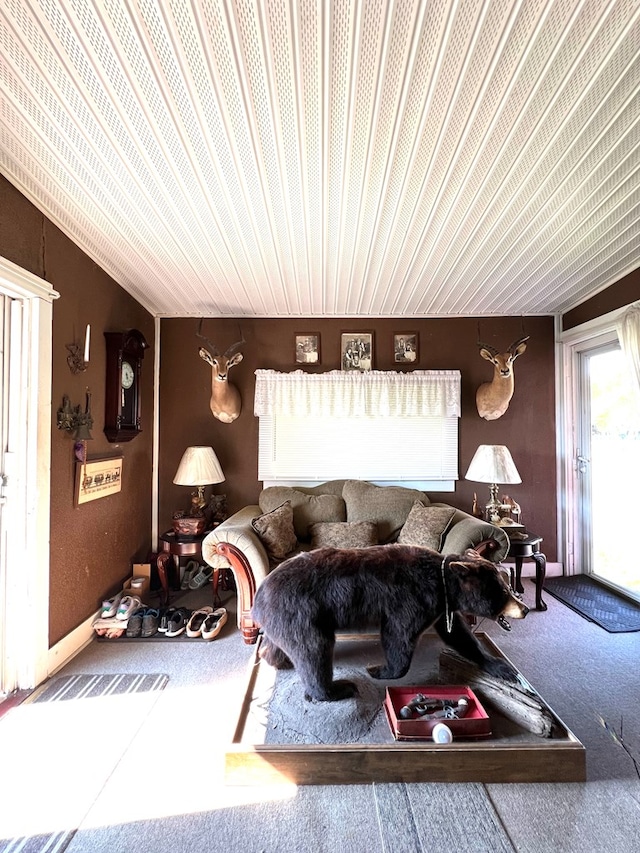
[121,360,135,389]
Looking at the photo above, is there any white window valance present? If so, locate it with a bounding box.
[254,369,461,418]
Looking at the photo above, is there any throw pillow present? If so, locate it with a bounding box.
[259,487,346,539]
[397,501,456,551]
[342,480,430,543]
[309,521,378,549]
[251,501,298,561]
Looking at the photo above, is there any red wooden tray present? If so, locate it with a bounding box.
[384,684,491,741]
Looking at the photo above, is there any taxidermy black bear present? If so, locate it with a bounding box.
[252,545,528,701]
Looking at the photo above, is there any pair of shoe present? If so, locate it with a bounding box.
[125,607,161,638]
[116,595,143,620]
[181,560,199,590]
[187,607,227,639]
[191,565,214,589]
[158,606,191,637]
[100,590,124,618]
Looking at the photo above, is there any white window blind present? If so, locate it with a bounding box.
[255,370,460,489]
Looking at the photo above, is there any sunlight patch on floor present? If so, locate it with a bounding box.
[0,679,297,841]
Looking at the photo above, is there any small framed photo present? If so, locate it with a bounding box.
[295,333,321,364]
[341,332,374,372]
[75,456,123,506]
[393,333,419,364]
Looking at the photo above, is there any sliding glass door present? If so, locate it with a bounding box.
[578,342,640,600]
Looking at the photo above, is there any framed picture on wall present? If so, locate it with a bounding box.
[295,333,321,364]
[75,455,123,506]
[393,332,419,364]
[341,332,374,372]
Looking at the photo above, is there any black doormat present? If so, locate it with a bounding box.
[543,575,640,632]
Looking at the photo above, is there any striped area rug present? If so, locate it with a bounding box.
[27,672,168,704]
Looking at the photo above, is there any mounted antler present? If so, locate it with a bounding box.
[476,336,529,420]
[197,320,245,423]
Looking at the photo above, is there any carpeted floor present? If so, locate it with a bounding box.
[543,575,640,632]
[4,586,640,853]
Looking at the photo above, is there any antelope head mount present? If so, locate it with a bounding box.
[197,320,245,423]
[476,336,529,420]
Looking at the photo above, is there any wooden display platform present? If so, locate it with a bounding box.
[225,633,586,785]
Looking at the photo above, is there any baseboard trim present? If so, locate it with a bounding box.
[501,561,562,578]
[48,610,98,677]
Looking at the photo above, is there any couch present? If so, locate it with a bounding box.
[201,479,509,644]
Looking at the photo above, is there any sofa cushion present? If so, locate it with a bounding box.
[259,487,346,540]
[309,521,378,549]
[397,501,456,551]
[251,501,298,560]
[342,480,430,543]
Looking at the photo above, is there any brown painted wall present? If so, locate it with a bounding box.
[562,268,640,330]
[159,316,557,560]
[0,176,154,645]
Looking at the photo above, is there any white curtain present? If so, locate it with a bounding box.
[616,303,640,395]
[253,369,461,418]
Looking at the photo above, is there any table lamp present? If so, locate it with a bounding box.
[173,446,225,513]
[464,445,521,524]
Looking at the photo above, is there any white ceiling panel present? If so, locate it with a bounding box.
[0,0,638,317]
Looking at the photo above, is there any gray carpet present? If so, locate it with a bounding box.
[543,575,640,632]
[4,588,640,853]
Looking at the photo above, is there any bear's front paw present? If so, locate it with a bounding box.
[482,656,519,683]
[304,679,358,702]
[366,664,401,680]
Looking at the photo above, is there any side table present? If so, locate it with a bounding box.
[506,533,547,611]
[156,530,220,606]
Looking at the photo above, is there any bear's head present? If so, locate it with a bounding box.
[446,549,528,623]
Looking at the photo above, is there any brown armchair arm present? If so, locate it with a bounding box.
[214,541,261,644]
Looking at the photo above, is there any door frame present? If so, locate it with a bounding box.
[0,255,58,696]
[558,306,632,578]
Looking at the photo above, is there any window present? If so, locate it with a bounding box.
[255,370,461,490]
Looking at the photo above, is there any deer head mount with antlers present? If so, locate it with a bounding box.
[476,336,529,420]
[197,320,245,423]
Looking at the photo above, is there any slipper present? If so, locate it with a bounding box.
[100,590,124,618]
[188,565,214,589]
[116,595,142,621]
[201,608,227,640]
[186,606,214,638]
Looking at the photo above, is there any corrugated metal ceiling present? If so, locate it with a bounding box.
[1,0,639,317]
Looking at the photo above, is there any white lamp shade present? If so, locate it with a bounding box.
[173,446,225,486]
[464,445,521,484]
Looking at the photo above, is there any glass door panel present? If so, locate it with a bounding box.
[582,346,640,599]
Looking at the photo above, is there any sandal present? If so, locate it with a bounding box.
[186,607,213,638]
[201,608,227,640]
[100,591,124,618]
[116,595,142,621]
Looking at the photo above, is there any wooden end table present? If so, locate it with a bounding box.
[156,529,220,606]
[506,533,547,611]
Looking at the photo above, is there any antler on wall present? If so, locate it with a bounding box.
[476,336,529,420]
[197,320,245,423]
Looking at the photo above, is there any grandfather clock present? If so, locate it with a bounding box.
[104,329,148,442]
